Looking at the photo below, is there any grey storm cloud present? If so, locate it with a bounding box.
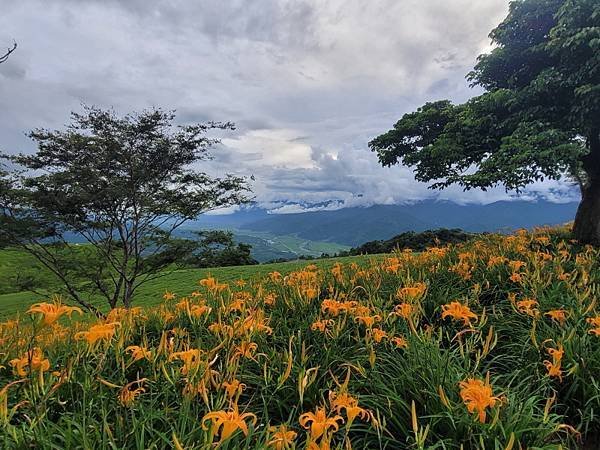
[0,0,580,212]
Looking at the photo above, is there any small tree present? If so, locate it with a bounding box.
[370,0,600,244]
[0,107,250,312]
[186,230,258,268]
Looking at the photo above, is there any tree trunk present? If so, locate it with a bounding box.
[123,281,134,308]
[573,130,600,245]
[573,178,600,245]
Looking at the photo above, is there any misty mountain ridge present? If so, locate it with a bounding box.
[192,200,579,247]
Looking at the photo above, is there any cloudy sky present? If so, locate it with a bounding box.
[0,0,579,214]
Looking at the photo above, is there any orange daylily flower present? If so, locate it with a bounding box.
[557,272,570,281]
[299,406,344,440]
[545,309,568,325]
[269,271,283,282]
[516,298,539,317]
[329,391,371,424]
[227,298,246,313]
[535,236,550,245]
[234,312,273,336]
[311,319,334,333]
[125,345,152,362]
[321,299,344,316]
[27,300,82,326]
[190,303,212,318]
[264,292,277,306]
[509,260,527,272]
[163,291,176,301]
[202,404,257,444]
[182,379,210,401]
[157,307,175,324]
[396,283,426,302]
[370,328,388,343]
[544,344,564,381]
[351,305,371,317]
[586,315,600,336]
[75,322,120,345]
[267,425,297,450]
[175,299,190,313]
[208,322,234,338]
[106,307,143,323]
[119,379,146,407]
[390,336,408,349]
[199,276,228,292]
[9,347,50,377]
[302,287,319,300]
[384,257,401,273]
[169,348,203,375]
[355,315,381,328]
[222,379,246,399]
[199,276,216,289]
[392,302,415,319]
[509,272,523,283]
[306,440,332,450]
[441,302,478,327]
[487,256,507,267]
[233,341,258,360]
[321,299,357,316]
[450,261,473,280]
[458,377,500,423]
[331,262,344,282]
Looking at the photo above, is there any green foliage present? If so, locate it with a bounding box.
[183,230,258,268]
[344,228,474,256]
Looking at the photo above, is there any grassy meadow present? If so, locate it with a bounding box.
[0,226,599,449]
[0,252,374,319]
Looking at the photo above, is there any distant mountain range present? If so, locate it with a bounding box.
[192,200,580,247]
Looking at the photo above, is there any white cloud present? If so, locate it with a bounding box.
[0,0,580,211]
[221,129,315,169]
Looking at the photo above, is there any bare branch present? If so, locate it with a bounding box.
[0,41,17,64]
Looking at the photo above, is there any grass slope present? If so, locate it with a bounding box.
[0,254,375,318]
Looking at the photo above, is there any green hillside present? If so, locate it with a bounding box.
[0,247,95,295]
[0,253,376,318]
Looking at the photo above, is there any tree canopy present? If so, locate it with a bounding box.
[370,0,600,244]
[0,107,250,311]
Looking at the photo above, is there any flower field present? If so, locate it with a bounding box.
[1,227,599,449]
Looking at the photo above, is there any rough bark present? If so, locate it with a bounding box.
[573,178,600,245]
[573,130,600,245]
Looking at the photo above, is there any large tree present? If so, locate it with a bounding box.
[0,107,250,312]
[370,0,600,244]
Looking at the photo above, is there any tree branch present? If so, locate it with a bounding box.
[0,41,16,64]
